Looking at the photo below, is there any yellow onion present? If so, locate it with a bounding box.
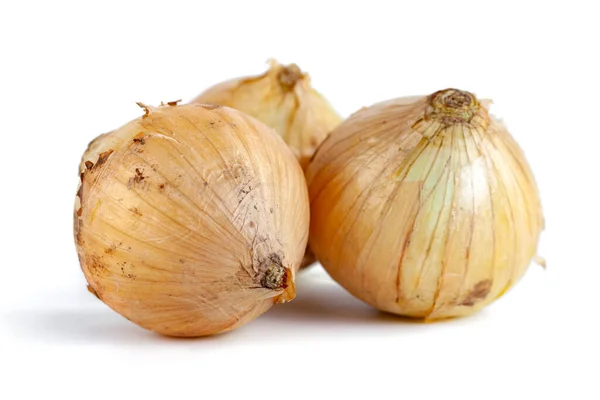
[307,89,544,320]
[74,102,309,337]
[193,60,341,268]
[192,60,342,170]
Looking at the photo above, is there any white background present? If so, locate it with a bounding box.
[1,1,598,399]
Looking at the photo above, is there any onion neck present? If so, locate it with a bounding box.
[426,89,480,124]
[277,63,304,90]
[412,88,490,138]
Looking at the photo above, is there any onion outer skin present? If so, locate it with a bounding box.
[74,103,309,337]
[306,89,544,320]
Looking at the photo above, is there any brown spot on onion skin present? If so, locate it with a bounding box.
[133,132,146,145]
[104,242,122,255]
[460,280,493,306]
[85,254,111,278]
[128,168,146,189]
[95,150,113,167]
[81,150,115,175]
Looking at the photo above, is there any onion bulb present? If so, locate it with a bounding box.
[74,102,309,337]
[306,89,544,320]
[192,60,341,268]
[192,60,342,170]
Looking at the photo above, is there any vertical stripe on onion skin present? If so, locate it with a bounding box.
[306,89,544,320]
[74,103,309,337]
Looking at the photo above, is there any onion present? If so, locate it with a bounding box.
[192,60,342,170]
[306,89,544,319]
[74,102,309,336]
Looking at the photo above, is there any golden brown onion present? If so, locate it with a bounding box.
[74,102,309,337]
[192,60,342,171]
[307,89,544,320]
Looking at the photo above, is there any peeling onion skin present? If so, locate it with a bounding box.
[192,61,341,270]
[74,103,309,337]
[306,89,544,320]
